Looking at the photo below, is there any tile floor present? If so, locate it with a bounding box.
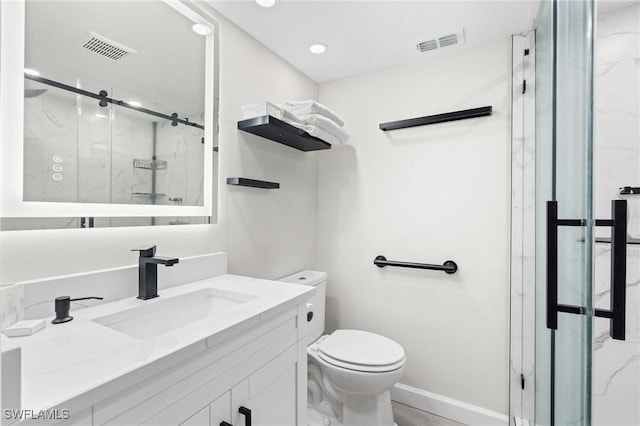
[392,402,467,426]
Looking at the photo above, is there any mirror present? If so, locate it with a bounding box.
[0,0,218,229]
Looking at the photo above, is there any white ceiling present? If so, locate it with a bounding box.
[208,0,541,83]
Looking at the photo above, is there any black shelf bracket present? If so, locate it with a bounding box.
[226,177,279,189]
[379,106,492,131]
[238,115,331,152]
[374,255,457,274]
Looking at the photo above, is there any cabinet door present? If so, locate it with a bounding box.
[180,406,209,426]
[231,346,298,426]
[209,391,231,426]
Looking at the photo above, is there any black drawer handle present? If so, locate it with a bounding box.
[220,422,233,426]
[239,406,252,426]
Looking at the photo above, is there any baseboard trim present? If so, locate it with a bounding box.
[391,383,509,426]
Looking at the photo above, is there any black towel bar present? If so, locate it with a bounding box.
[374,255,458,274]
[379,106,492,131]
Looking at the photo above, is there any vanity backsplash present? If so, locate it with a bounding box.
[0,252,227,329]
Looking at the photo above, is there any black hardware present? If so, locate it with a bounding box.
[98,90,109,108]
[619,186,640,195]
[546,200,627,340]
[307,311,314,322]
[80,217,94,228]
[226,178,280,189]
[521,373,525,390]
[239,406,252,426]
[131,245,179,300]
[379,106,492,131]
[594,236,640,245]
[52,296,104,324]
[24,74,204,130]
[374,255,457,274]
[220,422,233,426]
[522,80,527,94]
[238,115,331,152]
[524,48,530,56]
[171,113,179,127]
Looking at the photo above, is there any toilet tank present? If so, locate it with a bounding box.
[278,270,326,345]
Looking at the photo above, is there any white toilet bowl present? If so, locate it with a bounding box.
[307,330,406,426]
[277,271,406,426]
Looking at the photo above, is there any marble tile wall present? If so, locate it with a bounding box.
[22,83,205,209]
[155,112,205,207]
[592,4,640,425]
[0,284,24,331]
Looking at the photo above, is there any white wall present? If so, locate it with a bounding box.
[0,3,318,283]
[317,38,512,414]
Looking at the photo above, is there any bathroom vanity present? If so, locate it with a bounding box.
[0,254,313,426]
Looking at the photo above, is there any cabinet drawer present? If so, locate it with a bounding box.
[95,312,297,425]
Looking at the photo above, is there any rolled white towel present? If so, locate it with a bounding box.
[285,100,345,127]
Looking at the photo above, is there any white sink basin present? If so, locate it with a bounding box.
[93,288,257,340]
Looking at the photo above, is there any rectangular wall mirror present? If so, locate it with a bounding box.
[0,0,218,229]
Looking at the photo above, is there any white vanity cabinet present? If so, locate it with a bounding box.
[79,304,308,426]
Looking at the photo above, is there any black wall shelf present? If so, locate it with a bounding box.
[238,115,331,152]
[226,177,280,189]
[379,106,493,131]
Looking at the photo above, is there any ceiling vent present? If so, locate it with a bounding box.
[416,28,465,53]
[77,32,137,61]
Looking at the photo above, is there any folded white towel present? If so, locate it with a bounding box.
[305,124,344,146]
[301,113,349,144]
[285,100,345,127]
[281,112,345,146]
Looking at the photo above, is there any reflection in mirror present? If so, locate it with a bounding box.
[23,0,209,209]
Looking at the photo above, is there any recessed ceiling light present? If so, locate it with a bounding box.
[128,101,142,107]
[309,43,327,54]
[256,0,276,7]
[24,68,40,76]
[192,23,211,36]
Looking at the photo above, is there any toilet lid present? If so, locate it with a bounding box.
[318,330,405,369]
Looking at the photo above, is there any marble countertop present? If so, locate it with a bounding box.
[1,274,314,414]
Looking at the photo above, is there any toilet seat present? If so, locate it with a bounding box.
[317,329,406,373]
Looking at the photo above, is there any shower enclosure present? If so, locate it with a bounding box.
[511,0,639,425]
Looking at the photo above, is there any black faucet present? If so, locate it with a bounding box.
[132,245,179,300]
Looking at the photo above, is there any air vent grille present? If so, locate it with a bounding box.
[416,28,465,54]
[417,40,438,53]
[78,32,137,61]
[438,34,458,48]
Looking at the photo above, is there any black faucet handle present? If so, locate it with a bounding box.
[132,245,156,257]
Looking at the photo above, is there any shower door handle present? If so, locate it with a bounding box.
[546,200,627,340]
[594,200,627,340]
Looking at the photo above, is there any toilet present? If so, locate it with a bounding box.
[279,271,406,426]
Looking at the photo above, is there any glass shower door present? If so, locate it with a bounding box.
[535,0,597,425]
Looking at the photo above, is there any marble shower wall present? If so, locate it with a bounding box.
[592,4,640,425]
[22,83,204,210]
